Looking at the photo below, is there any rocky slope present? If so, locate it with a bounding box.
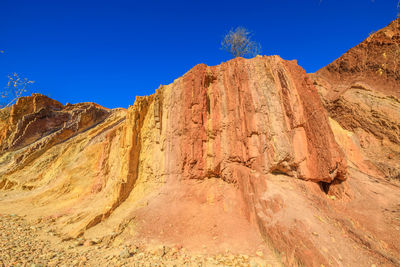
[312,18,400,181]
[1,21,400,266]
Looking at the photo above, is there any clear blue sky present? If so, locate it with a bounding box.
[1,0,398,108]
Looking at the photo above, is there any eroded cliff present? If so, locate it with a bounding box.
[312,18,400,180]
[1,52,399,266]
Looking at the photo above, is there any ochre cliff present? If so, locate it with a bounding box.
[312,18,400,180]
[1,52,400,265]
[314,18,400,100]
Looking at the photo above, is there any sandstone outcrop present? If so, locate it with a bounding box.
[315,19,400,100]
[1,32,400,266]
[312,18,400,180]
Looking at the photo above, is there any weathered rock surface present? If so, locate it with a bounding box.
[0,94,112,190]
[314,18,400,100]
[312,18,400,180]
[0,42,399,266]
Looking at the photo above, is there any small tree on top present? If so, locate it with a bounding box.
[221,27,261,58]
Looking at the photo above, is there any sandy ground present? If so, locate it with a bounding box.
[0,213,276,267]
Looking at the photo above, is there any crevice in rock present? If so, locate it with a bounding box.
[319,181,331,194]
[154,87,163,133]
[203,71,216,88]
[318,178,346,199]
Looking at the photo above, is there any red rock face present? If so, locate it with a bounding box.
[161,56,346,184]
[139,56,348,265]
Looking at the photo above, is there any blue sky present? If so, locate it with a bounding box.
[0,0,398,108]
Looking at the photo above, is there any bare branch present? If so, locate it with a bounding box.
[221,27,261,58]
[0,73,33,109]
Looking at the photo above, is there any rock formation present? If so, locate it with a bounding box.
[1,20,400,267]
[312,18,400,180]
